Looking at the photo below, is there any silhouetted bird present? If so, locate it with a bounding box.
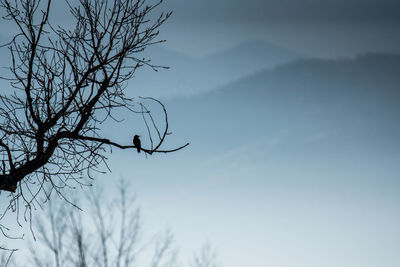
[133,135,141,153]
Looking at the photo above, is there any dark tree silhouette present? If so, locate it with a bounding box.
[0,0,187,197]
[0,0,189,246]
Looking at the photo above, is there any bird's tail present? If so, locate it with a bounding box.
[137,147,140,153]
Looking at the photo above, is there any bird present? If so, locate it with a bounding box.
[132,135,141,153]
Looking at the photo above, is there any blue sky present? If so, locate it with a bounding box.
[1,0,400,266]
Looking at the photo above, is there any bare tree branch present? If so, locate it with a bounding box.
[0,248,16,267]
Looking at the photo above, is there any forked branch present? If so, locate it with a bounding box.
[0,0,187,223]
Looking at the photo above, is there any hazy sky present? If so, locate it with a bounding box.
[1,0,399,57]
[160,0,400,57]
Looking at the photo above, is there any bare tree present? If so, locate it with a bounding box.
[20,180,179,267]
[17,181,220,267]
[191,243,219,267]
[0,0,188,236]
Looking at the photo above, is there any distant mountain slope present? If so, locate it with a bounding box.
[199,39,305,86]
[129,40,303,97]
[166,53,400,157]
[205,39,304,67]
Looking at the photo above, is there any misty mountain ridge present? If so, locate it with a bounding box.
[200,39,305,75]
[165,52,400,158]
[129,39,304,97]
[169,52,400,108]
